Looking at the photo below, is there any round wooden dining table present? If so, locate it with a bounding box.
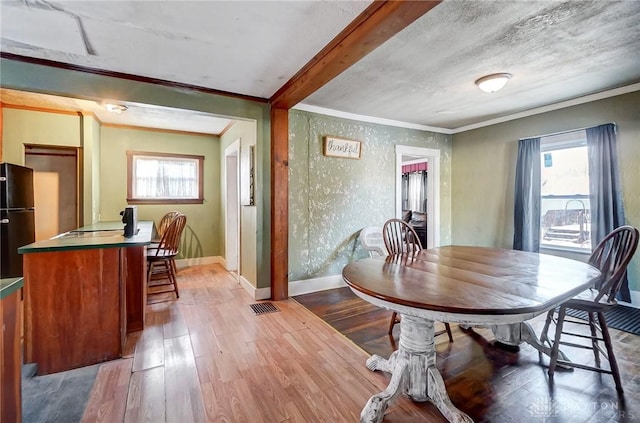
[342,245,601,423]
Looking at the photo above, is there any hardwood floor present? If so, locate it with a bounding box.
[295,287,640,423]
[82,264,442,422]
[82,264,640,422]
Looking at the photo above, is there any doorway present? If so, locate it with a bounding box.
[25,145,80,241]
[224,139,240,274]
[395,145,440,248]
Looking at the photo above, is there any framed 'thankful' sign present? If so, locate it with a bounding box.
[323,136,362,159]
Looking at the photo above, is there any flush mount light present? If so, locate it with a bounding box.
[103,103,128,113]
[475,73,512,93]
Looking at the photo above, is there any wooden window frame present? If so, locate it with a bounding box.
[126,151,204,205]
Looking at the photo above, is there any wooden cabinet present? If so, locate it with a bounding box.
[1,283,22,423]
[123,245,147,333]
[19,221,152,375]
[23,249,123,375]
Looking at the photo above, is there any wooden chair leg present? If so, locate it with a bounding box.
[388,312,398,335]
[539,309,554,346]
[444,323,453,342]
[548,306,567,379]
[539,309,555,362]
[597,312,623,393]
[163,261,172,284]
[147,262,155,283]
[171,259,180,298]
[588,312,601,368]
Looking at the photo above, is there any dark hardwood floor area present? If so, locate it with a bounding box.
[80,264,639,422]
[294,287,640,423]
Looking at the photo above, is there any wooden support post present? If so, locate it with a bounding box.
[270,107,289,300]
[268,1,441,300]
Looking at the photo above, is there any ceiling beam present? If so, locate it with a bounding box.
[0,52,269,104]
[269,0,442,109]
[268,0,441,300]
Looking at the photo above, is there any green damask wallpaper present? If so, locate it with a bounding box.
[288,110,452,281]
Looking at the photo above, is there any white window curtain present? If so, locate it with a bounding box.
[406,172,427,212]
[135,158,198,198]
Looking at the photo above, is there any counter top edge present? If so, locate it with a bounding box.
[18,221,154,253]
[0,277,24,299]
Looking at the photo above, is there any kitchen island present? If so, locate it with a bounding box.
[18,221,153,375]
[1,277,23,423]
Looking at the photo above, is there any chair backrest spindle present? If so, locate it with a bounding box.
[154,213,187,257]
[382,218,423,255]
[588,225,639,303]
[156,211,181,240]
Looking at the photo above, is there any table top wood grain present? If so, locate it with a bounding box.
[342,246,601,316]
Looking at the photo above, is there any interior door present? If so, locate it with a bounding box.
[25,146,79,240]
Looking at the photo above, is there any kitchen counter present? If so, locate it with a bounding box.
[0,277,23,299]
[18,221,153,253]
[20,221,154,375]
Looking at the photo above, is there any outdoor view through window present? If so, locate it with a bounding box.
[540,133,590,253]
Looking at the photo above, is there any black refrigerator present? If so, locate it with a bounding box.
[0,162,36,278]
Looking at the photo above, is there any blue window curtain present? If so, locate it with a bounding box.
[513,137,541,252]
[586,123,630,302]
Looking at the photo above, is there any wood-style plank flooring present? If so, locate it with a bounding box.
[294,287,640,422]
[82,264,639,422]
[82,264,442,422]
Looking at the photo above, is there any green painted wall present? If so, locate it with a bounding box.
[289,110,452,281]
[2,108,98,226]
[1,58,271,288]
[100,126,221,258]
[2,107,100,229]
[220,120,260,288]
[83,115,101,225]
[3,109,80,161]
[451,90,640,293]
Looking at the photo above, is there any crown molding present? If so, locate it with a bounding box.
[292,103,453,134]
[295,83,640,136]
[453,83,640,133]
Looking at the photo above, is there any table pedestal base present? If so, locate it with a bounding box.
[361,315,472,423]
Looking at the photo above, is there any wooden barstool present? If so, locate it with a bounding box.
[147,213,187,300]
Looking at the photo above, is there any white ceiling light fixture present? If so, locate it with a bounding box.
[475,73,512,93]
[103,103,128,113]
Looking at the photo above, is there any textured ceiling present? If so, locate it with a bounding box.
[306,0,640,129]
[1,0,639,133]
[0,88,233,134]
[1,0,370,98]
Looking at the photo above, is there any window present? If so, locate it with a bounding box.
[401,160,427,212]
[127,151,204,204]
[540,131,590,252]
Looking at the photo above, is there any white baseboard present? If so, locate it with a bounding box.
[288,274,346,297]
[620,290,640,309]
[238,275,271,300]
[238,274,345,301]
[241,274,346,299]
[175,256,223,269]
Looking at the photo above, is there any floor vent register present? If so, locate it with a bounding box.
[249,302,280,315]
